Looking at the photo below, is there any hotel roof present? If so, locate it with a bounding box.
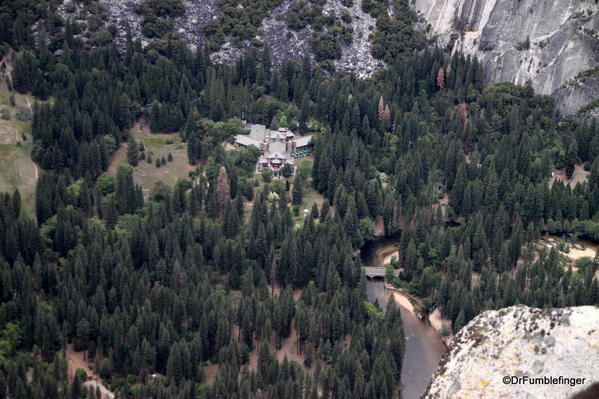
[249,124,268,141]
[295,136,312,147]
[269,141,287,153]
[235,135,261,147]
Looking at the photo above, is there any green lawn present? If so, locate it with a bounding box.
[0,86,37,217]
[292,186,326,226]
[108,124,194,197]
[0,142,36,216]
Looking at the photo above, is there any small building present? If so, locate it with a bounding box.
[293,136,312,158]
[234,124,313,178]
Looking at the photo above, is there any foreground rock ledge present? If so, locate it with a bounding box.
[424,305,599,399]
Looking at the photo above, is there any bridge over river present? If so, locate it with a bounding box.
[361,237,445,399]
[363,266,387,278]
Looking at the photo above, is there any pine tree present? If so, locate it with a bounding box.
[127,138,139,166]
[450,163,467,214]
[292,174,303,206]
[565,140,579,180]
[299,92,310,134]
[12,50,38,93]
[216,166,230,217]
[589,156,599,190]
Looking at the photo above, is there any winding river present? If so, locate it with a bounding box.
[362,233,599,398]
[362,238,446,399]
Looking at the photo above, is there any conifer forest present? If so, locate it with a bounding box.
[0,1,596,398]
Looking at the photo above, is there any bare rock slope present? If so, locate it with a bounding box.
[413,0,599,117]
[424,305,599,399]
[101,0,381,74]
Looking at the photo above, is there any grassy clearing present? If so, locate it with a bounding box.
[0,82,37,216]
[0,86,34,108]
[292,186,326,225]
[244,161,324,225]
[108,123,194,197]
[302,186,326,209]
[0,141,36,216]
[291,158,325,225]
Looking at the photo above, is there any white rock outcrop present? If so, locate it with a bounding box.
[424,305,599,399]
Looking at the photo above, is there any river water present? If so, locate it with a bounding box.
[362,238,446,399]
[361,235,401,267]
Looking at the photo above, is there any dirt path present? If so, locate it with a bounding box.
[204,363,219,384]
[66,344,115,399]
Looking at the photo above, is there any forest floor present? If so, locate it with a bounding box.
[292,159,326,225]
[204,363,219,384]
[535,237,597,269]
[298,186,326,213]
[0,83,38,217]
[247,324,307,371]
[205,285,307,383]
[374,215,385,236]
[270,282,303,300]
[109,120,194,197]
[549,164,589,188]
[65,344,115,399]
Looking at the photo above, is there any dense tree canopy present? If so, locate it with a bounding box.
[0,2,596,398]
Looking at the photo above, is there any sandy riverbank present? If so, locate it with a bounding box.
[387,287,454,345]
[382,251,399,265]
[429,308,454,345]
[390,290,415,313]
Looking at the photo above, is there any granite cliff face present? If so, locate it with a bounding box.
[424,305,599,399]
[413,0,599,117]
[91,1,598,115]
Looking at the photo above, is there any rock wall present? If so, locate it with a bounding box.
[413,0,599,117]
[256,1,314,68]
[102,0,220,49]
[78,1,598,116]
[324,0,383,78]
[98,0,381,73]
[424,305,599,399]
